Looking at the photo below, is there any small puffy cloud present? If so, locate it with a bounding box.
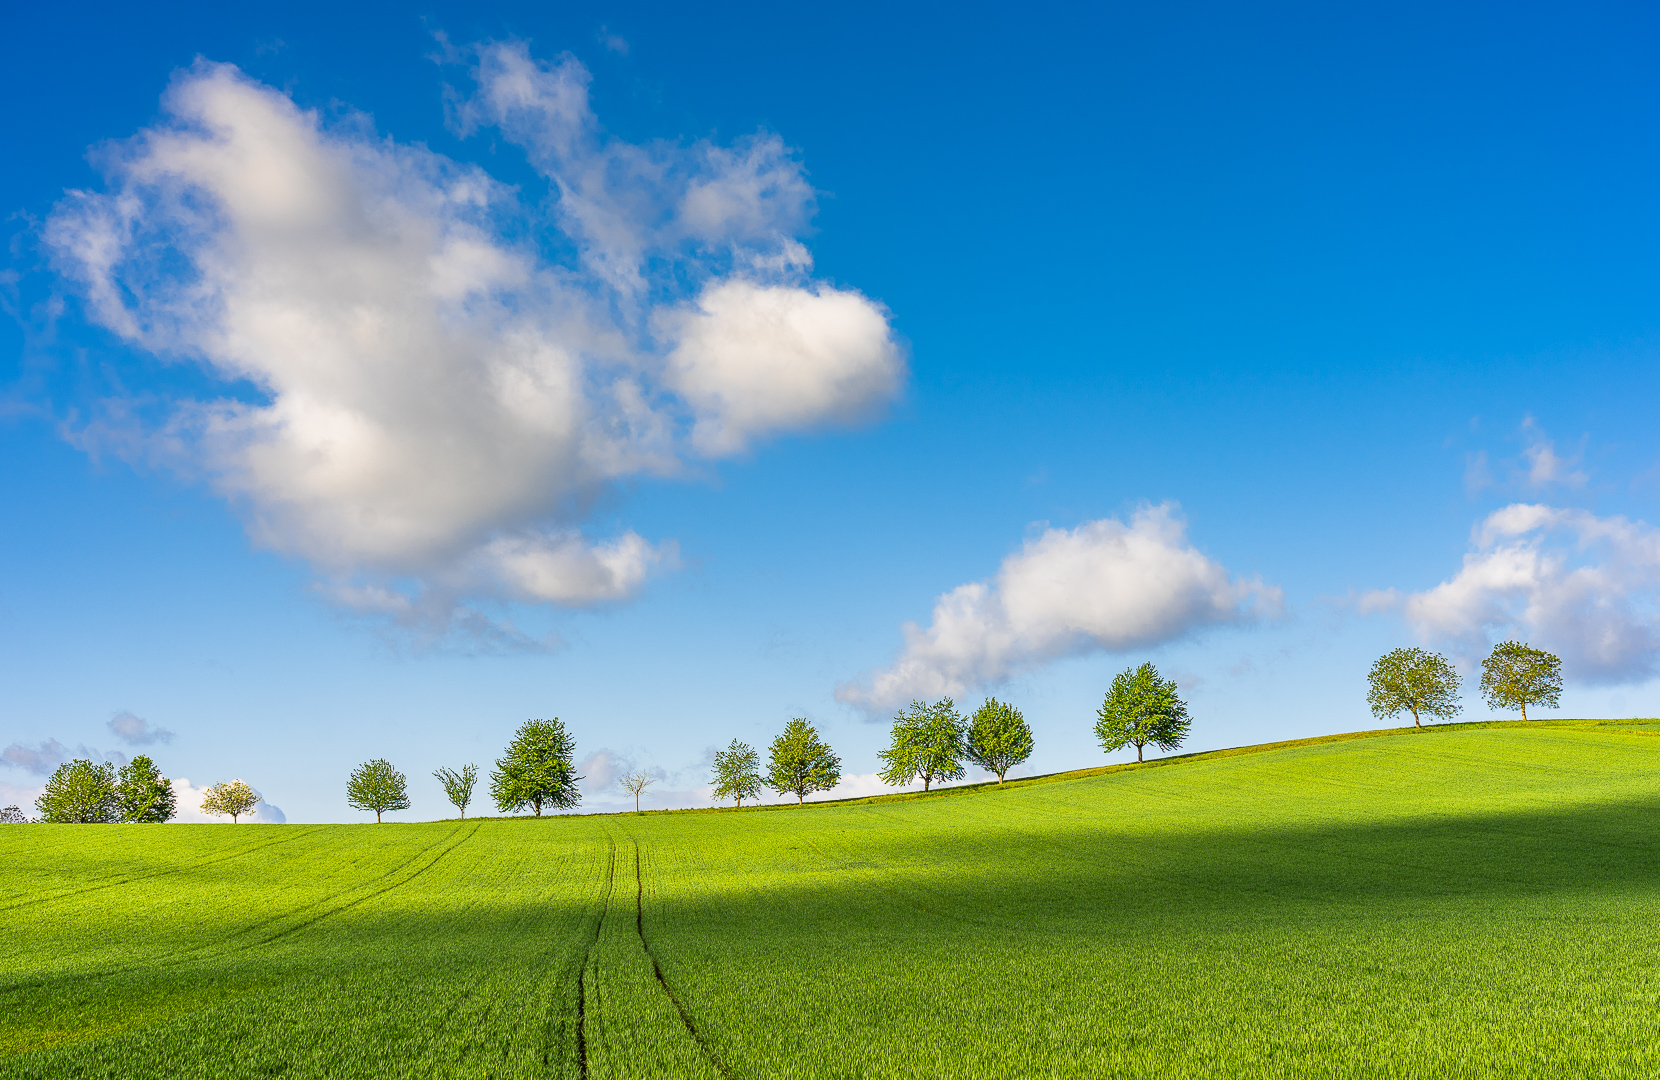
[661,280,904,456]
[1394,503,1660,683]
[1519,418,1587,490]
[42,43,901,641]
[577,748,632,793]
[171,778,287,823]
[838,504,1282,710]
[108,711,175,746]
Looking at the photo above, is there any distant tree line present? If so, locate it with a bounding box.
[12,641,1569,825]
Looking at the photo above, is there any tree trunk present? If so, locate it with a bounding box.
[923,775,931,792]
[997,772,1005,783]
[1136,744,1143,763]
[634,793,640,812]
[534,798,542,817]
[797,792,804,804]
[376,810,382,823]
[231,813,239,824]
[1413,708,1421,728]
[1522,702,1528,721]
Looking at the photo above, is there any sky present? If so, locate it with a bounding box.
[6,0,1660,822]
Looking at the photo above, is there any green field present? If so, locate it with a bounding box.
[6,719,1660,1078]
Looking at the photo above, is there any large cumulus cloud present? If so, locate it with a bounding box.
[43,43,903,639]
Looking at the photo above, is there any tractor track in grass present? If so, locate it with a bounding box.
[0,828,330,914]
[0,823,478,999]
[576,839,616,1079]
[633,838,731,1080]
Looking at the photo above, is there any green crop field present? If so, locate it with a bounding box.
[6,719,1660,1078]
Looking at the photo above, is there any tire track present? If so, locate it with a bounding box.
[632,839,731,1080]
[577,837,617,1079]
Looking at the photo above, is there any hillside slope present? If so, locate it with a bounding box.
[4,720,1660,1078]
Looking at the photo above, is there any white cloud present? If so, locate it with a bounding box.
[1394,503,1660,683]
[42,44,902,639]
[838,503,1282,710]
[1520,419,1587,490]
[108,711,175,746]
[171,778,288,823]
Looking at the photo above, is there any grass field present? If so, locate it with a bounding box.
[6,719,1660,1078]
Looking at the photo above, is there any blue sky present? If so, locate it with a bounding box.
[6,0,1660,821]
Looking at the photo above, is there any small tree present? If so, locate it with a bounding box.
[200,779,261,824]
[347,759,410,823]
[433,764,478,818]
[1366,647,1463,728]
[620,771,657,813]
[491,718,583,816]
[711,739,763,808]
[0,806,30,824]
[766,718,842,805]
[35,760,119,823]
[116,755,177,822]
[965,698,1034,783]
[878,699,966,792]
[1480,641,1563,721]
[1095,662,1192,763]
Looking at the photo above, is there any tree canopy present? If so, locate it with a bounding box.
[347,759,411,823]
[712,740,763,808]
[766,719,842,804]
[964,698,1034,782]
[878,699,966,792]
[1094,663,1192,763]
[36,759,119,823]
[1367,647,1462,728]
[200,779,261,823]
[433,764,478,818]
[116,755,177,822]
[1480,641,1562,721]
[491,718,583,816]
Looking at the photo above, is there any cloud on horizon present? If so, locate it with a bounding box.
[1,738,128,776]
[1366,503,1660,683]
[42,42,903,643]
[837,503,1283,710]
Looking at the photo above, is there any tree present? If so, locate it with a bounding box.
[1366,647,1463,728]
[0,806,30,824]
[766,718,842,805]
[433,764,478,818]
[200,779,261,823]
[620,771,657,813]
[491,718,583,816]
[116,755,177,822]
[965,697,1034,783]
[878,699,966,792]
[711,740,763,808]
[1095,663,1192,763]
[1480,641,1563,721]
[35,759,119,823]
[347,759,410,823]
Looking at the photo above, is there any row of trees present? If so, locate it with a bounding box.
[13,642,1566,824]
[1367,640,1563,726]
[22,755,260,824]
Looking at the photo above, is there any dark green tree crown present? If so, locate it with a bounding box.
[965,698,1035,778]
[766,718,842,800]
[491,718,583,815]
[1094,662,1192,757]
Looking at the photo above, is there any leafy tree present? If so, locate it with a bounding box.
[711,739,763,808]
[116,755,177,822]
[491,718,583,816]
[1480,641,1563,721]
[0,806,30,824]
[766,718,842,804]
[1095,663,1192,763]
[36,759,119,823]
[965,697,1034,783]
[200,779,261,823]
[878,699,966,791]
[433,764,478,818]
[347,759,411,823]
[1366,647,1463,728]
[620,771,657,812]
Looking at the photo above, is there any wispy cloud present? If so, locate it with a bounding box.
[837,503,1282,710]
[108,711,174,746]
